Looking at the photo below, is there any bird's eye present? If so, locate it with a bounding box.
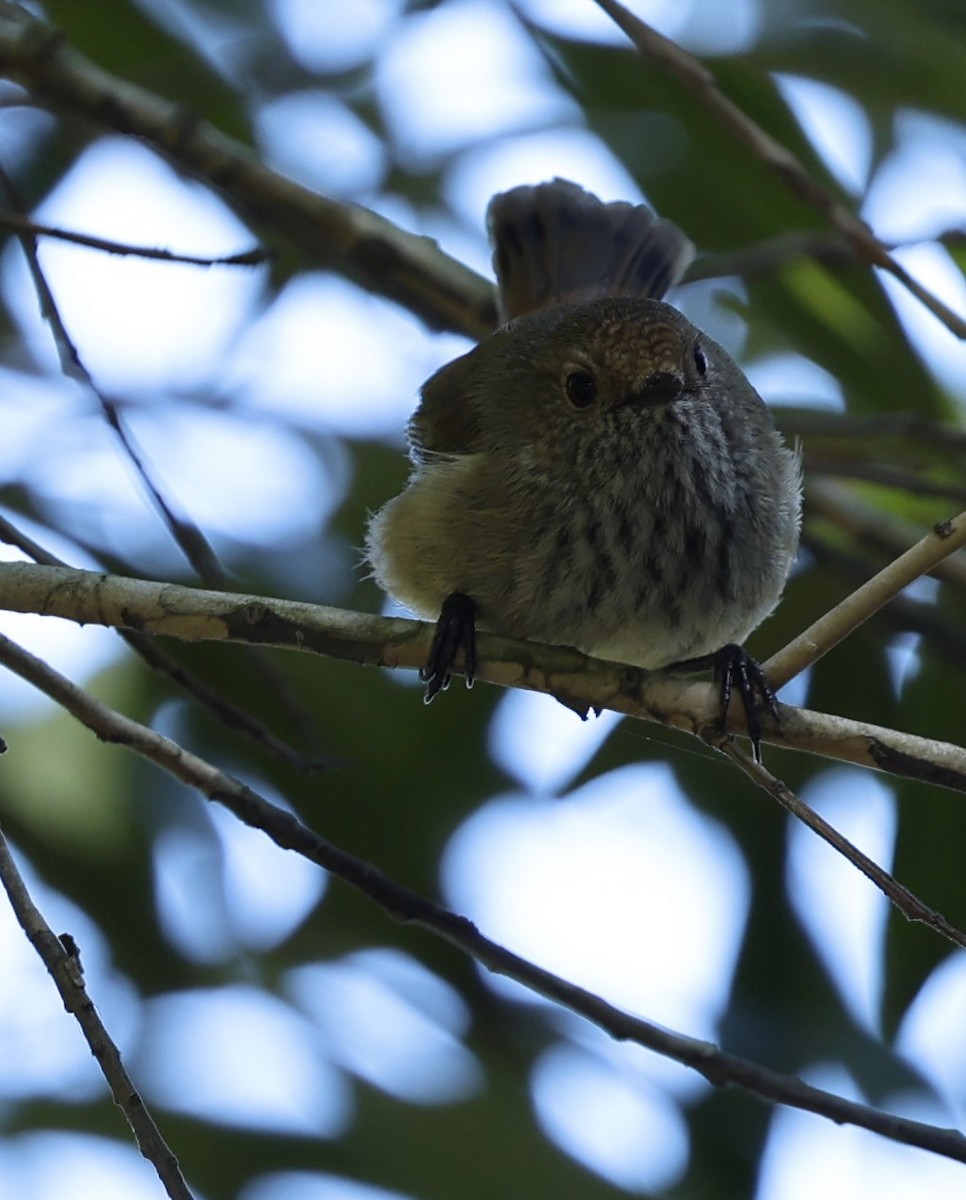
[565,368,598,409]
[693,344,708,376]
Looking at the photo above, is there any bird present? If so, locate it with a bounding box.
[366,178,802,758]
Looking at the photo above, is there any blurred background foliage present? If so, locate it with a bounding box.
[0,1,965,1198]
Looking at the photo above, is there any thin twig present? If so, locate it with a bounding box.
[0,162,224,584]
[805,480,966,594]
[0,630,963,1164]
[590,0,966,339]
[713,737,966,949]
[0,2,496,338]
[804,456,966,505]
[684,227,966,286]
[684,228,856,282]
[0,826,197,1200]
[802,531,966,667]
[0,209,267,265]
[778,410,966,456]
[0,169,326,753]
[0,561,963,792]
[766,510,966,688]
[0,512,333,770]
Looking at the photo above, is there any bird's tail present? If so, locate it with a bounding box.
[487,177,694,322]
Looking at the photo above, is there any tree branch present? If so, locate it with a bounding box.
[0,628,963,1165]
[802,531,966,667]
[805,480,966,596]
[805,457,966,505]
[0,161,225,584]
[765,510,966,687]
[779,410,966,458]
[0,208,266,265]
[590,0,966,339]
[686,227,966,285]
[0,513,329,770]
[0,181,332,759]
[713,737,966,948]
[0,562,963,792]
[0,2,496,338]
[2,0,956,350]
[0,825,197,1200]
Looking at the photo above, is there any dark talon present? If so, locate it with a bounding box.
[421,591,477,702]
[669,643,780,762]
[713,643,780,762]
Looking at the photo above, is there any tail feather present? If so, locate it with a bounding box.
[487,178,693,322]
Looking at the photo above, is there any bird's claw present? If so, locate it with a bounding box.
[669,643,780,762]
[421,592,477,702]
[713,643,780,763]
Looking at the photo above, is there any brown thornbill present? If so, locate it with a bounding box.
[366,179,801,758]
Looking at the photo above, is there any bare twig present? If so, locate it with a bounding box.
[0,562,963,792]
[0,209,266,265]
[0,2,961,340]
[684,228,857,282]
[685,227,966,285]
[0,2,496,338]
[805,481,966,595]
[713,737,966,949]
[590,0,966,339]
[0,629,963,1164]
[804,456,966,505]
[0,513,332,770]
[778,410,966,456]
[0,170,325,754]
[802,531,966,667]
[0,163,224,584]
[766,510,966,688]
[0,826,197,1200]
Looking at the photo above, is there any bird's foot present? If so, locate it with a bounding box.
[670,643,780,762]
[420,592,477,702]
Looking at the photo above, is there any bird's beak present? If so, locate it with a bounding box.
[619,370,683,408]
